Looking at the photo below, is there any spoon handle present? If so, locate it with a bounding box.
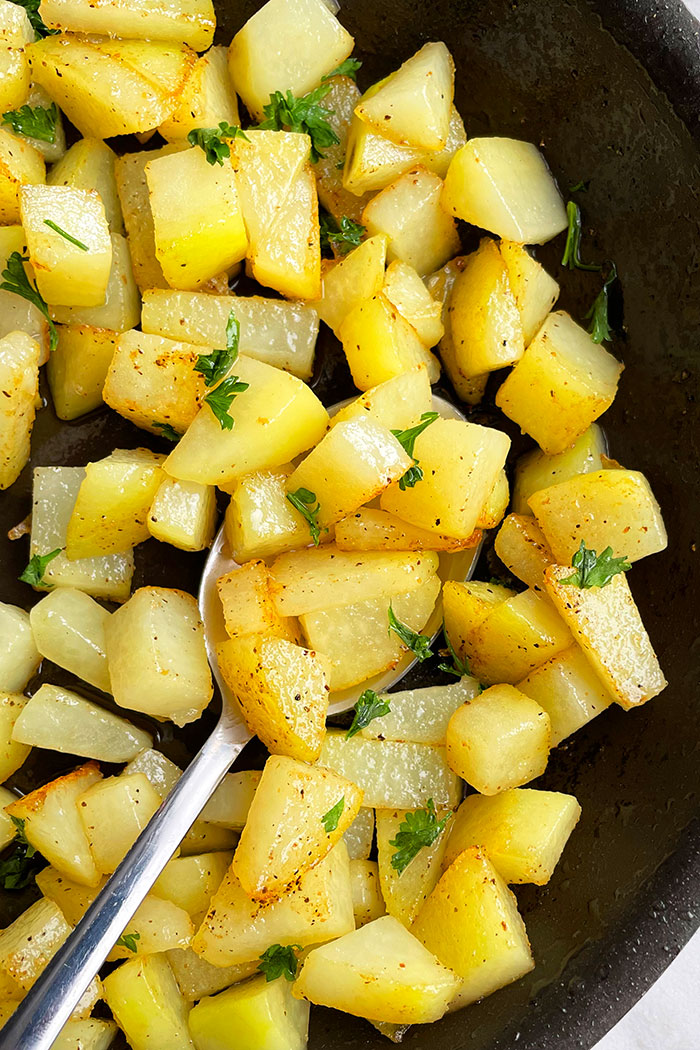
[0,719,250,1050]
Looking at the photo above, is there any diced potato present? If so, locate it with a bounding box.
[376,807,450,927]
[494,514,555,591]
[529,469,667,565]
[47,137,123,234]
[29,34,197,138]
[499,241,559,345]
[198,770,262,829]
[159,45,237,141]
[380,419,511,539]
[41,0,215,50]
[180,823,238,856]
[163,355,329,486]
[363,167,460,276]
[229,130,309,249]
[344,807,375,860]
[66,448,165,559]
[424,255,489,406]
[106,586,213,726]
[78,771,163,874]
[0,128,44,224]
[30,465,134,601]
[476,467,510,530]
[318,731,461,810]
[512,424,606,515]
[227,0,353,120]
[0,898,72,995]
[339,292,437,391]
[193,842,354,967]
[217,634,330,762]
[0,602,39,693]
[190,973,309,1050]
[234,755,362,899]
[350,858,385,927]
[166,948,257,1002]
[447,238,524,377]
[12,683,151,761]
[47,325,117,421]
[148,476,217,552]
[359,678,481,745]
[0,235,50,358]
[103,330,204,436]
[442,137,567,243]
[294,915,459,1024]
[123,746,181,797]
[544,565,667,709]
[335,507,481,553]
[330,365,431,432]
[217,561,298,642]
[250,163,321,300]
[356,43,454,150]
[496,312,624,455]
[315,234,388,336]
[0,786,17,851]
[299,575,440,691]
[103,954,195,1050]
[313,74,371,224]
[0,692,31,781]
[50,234,140,332]
[6,762,102,885]
[0,329,40,490]
[517,644,614,744]
[48,1020,118,1050]
[146,147,247,290]
[0,1,32,113]
[382,259,444,347]
[443,579,516,657]
[269,546,440,616]
[446,684,551,794]
[412,847,533,1008]
[224,464,314,563]
[141,289,319,380]
[443,789,581,884]
[154,851,232,924]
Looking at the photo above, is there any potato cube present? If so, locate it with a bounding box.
[424,254,490,406]
[78,772,162,874]
[217,634,330,762]
[163,355,329,486]
[166,948,257,1002]
[6,762,102,885]
[443,579,517,657]
[349,858,385,927]
[115,144,180,290]
[106,586,212,726]
[313,74,371,223]
[66,448,165,559]
[544,565,667,708]
[499,241,559,344]
[363,167,460,276]
[30,466,134,602]
[496,312,623,454]
[339,292,436,390]
[517,644,614,744]
[380,418,511,539]
[477,467,510,530]
[193,842,354,966]
[50,1020,117,1050]
[0,603,39,693]
[0,128,44,224]
[335,507,480,553]
[330,365,431,433]
[529,468,667,565]
[295,915,459,1024]
[159,45,237,141]
[147,476,216,552]
[446,684,551,794]
[382,260,444,347]
[190,973,309,1050]
[197,769,262,829]
[0,52,29,118]
[224,464,314,563]
[0,329,40,490]
[0,786,17,852]
[250,163,320,300]
[0,898,72,995]
[103,953,194,1050]
[0,692,31,781]
[512,423,606,514]
[153,852,232,924]
[315,233,387,335]
[412,846,533,1008]
[50,234,140,333]
[216,561,297,642]
[358,678,481,746]
[229,130,309,248]
[42,0,214,48]
[47,137,123,234]
[344,807,375,860]
[443,137,567,243]
[494,513,555,591]
[228,0,353,120]
[47,325,117,421]
[376,807,451,927]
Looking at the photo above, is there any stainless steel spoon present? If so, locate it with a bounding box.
[0,393,478,1050]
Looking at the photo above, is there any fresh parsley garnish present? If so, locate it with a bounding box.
[258,85,339,163]
[561,540,632,589]
[389,800,453,876]
[388,605,433,662]
[319,212,365,256]
[569,179,590,193]
[586,262,618,343]
[258,944,301,983]
[195,311,240,387]
[391,412,439,490]
[152,422,181,442]
[561,201,603,273]
[187,122,249,166]
[204,375,249,431]
[322,58,362,82]
[437,626,472,678]
[19,548,62,586]
[14,0,58,37]
[0,817,41,891]
[0,251,57,352]
[346,689,391,739]
[286,487,322,546]
[43,220,88,251]
[2,103,58,142]
[321,797,345,833]
[115,931,140,953]
[10,816,34,852]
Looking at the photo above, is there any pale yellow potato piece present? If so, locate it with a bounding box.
[442,137,567,243]
[380,418,511,539]
[424,255,489,406]
[517,644,614,745]
[50,234,140,332]
[477,467,510,530]
[28,34,197,138]
[159,45,237,141]
[0,228,50,356]
[224,464,314,563]
[0,786,17,852]
[350,858,385,927]
[413,846,533,1009]
[198,769,262,829]
[163,355,329,486]
[47,325,117,420]
[315,234,387,335]
[14,83,65,164]
[355,43,454,151]
[66,448,165,559]
[216,561,298,642]
[359,678,481,746]
[78,772,162,874]
[544,565,667,709]
[318,730,461,810]
[48,137,124,234]
[330,364,431,432]
[153,852,232,924]
[313,75,371,224]
[106,586,213,726]
[496,311,623,455]
[229,130,309,248]
[383,259,444,347]
[0,603,39,693]
[443,579,517,662]
[529,468,667,565]
[376,807,451,927]
[512,423,606,515]
[0,898,72,996]
[0,128,44,224]
[363,166,460,276]
[6,761,102,885]
[295,915,459,1024]
[147,476,216,552]
[0,692,31,781]
[0,329,40,490]
[28,575,109,689]
[166,948,257,1002]
[218,634,330,763]
[499,240,559,344]
[344,807,375,860]
[0,44,29,114]
[103,954,195,1050]
[193,842,354,967]
[494,513,555,591]
[335,507,481,553]
[339,291,437,390]
[250,163,320,299]
[41,0,214,49]
[190,973,309,1050]
[227,0,353,120]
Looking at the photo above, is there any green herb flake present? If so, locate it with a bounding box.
[561,201,603,273]
[204,374,249,431]
[195,311,240,387]
[1,102,57,143]
[43,219,89,251]
[258,943,302,983]
[346,689,391,739]
[19,548,62,587]
[152,422,181,442]
[322,58,362,82]
[0,251,58,352]
[391,412,439,490]
[258,86,339,163]
[0,819,41,890]
[586,262,618,343]
[321,796,345,833]
[319,212,365,255]
[286,487,322,546]
[569,179,590,193]
[389,800,453,875]
[437,626,472,678]
[116,931,141,953]
[561,540,631,589]
[14,0,58,37]
[187,122,249,166]
[387,604,433,662]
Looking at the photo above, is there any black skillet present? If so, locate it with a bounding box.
[1,0,699,1046]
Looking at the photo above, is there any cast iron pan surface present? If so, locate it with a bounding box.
[1,1,699,1046]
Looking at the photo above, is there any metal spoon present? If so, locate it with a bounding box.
[0,393,478,1050]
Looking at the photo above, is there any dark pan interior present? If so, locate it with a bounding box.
[1,1,699,1047]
